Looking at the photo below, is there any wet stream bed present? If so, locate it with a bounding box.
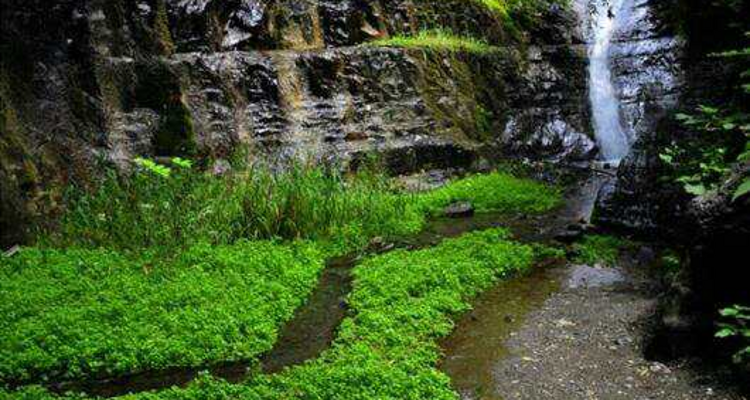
[436,179,745,400]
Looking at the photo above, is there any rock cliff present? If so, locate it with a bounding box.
[1,0,596,246]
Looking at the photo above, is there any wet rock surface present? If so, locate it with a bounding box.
[444,202,475,218]
[566,264,624,288]
[588,0,687,230]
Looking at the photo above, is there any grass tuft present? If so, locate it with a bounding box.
[369,29,492,53]
[39,160,423,256]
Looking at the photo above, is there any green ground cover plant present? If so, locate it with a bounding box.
[369,29,492,53]
[129,229,553,399]
[571,235,632,267]
[417,171,562,216]
[0,241,324,384]
[3,228,544,399]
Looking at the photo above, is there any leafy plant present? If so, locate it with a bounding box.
[133,157,173,178]
[134,229,542,399]
[2,229,560,399]
[572,235,632,267]
[716,305,750,364]
[659,39,750,200]
[659,105,747,197]
[416,171,562,216]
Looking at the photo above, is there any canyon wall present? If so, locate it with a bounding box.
[1,0,596,246]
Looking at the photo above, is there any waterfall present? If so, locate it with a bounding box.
[586,0,630,163]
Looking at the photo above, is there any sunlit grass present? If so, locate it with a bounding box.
[477,0,508,16]
[370,29,492,53]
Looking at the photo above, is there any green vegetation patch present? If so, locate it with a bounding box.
[44,162,559,256]
[2,229,541,399]
[5,160,562,396]
[476,0,508,15]
[114,228,539,399]
[571,235,632,267]
[0,241,325,383]
[370,29,492,53]
[418,171,562,216]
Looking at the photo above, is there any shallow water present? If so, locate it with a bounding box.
[439,263,565,400]
[438,173,611,400]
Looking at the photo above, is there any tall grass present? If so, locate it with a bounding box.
[40,159,423,254]
[41,157,560,256]
[231,163,423,251]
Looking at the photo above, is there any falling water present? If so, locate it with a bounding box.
[587,0,630,163]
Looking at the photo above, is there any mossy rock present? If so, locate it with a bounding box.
[134,60,197,156]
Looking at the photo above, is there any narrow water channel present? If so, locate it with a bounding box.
[440,264,565,400]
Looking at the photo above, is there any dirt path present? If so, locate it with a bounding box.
[442,252,746,400]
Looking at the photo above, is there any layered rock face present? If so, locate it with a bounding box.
[1,0,596,246]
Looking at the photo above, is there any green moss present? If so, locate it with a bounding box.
[153,0,175,55]
[155,99,197,156]
[369,29,492,53]
[476,0,509,16]
[474,104,494,140]
[410,47,497,144]
[572,235,633,267]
